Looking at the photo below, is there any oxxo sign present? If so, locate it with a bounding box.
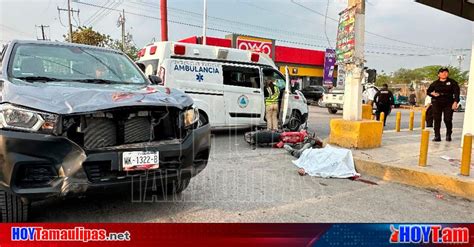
[236,36,273,58]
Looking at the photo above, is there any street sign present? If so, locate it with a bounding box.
[323,49,336,86]
[336,7,356,64]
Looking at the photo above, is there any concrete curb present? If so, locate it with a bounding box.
[354,158,474,200]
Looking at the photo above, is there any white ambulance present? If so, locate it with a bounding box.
[137,42,308,130]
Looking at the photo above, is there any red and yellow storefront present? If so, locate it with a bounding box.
[179,34,335,90]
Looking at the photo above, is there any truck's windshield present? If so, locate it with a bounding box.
[9,43,147,84]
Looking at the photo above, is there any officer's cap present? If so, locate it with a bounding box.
[438,67,449,73]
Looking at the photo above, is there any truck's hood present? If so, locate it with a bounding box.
[1,80,193,114]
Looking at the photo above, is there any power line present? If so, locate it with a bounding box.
[75,1,469,58]
[84,0,111,26]
[241,1,468,52]
[289,0,461,52]
[323,0,333,49]
[130,1,470,54]
[89,1,123,27]
[0,24,34,37]
[130,1,331,41]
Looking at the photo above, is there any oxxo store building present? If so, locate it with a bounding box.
[179,34,334,90]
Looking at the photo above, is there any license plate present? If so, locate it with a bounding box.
[332,104,338,107]
[122,151,159,171]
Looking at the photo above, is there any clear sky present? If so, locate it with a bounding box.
[1,0,472,73]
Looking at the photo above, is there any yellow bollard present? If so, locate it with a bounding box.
[409,111,414,131]
[395,112,401,132]
[461,134,472,176]
[421,109,426,130]
[380,112,385,124]
[419,130,430,167]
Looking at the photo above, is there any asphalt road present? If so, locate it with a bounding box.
[29,106,472,222]
[307,106,465,138]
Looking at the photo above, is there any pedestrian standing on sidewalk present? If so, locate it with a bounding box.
[409,90,417,107]
[426,67,460,142]
[374,84,394,126]
[424,95,433,128]
[264,77,280,130]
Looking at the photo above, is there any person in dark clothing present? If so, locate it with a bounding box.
[426,67,460,142]
[374,84,395,126]
[409,91,417,106]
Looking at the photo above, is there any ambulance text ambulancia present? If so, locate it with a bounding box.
[137,42,309,130]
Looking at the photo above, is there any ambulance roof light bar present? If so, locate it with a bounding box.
[174,44,186,55]
[251,52,259,62]
[217,49,228,60]
[137,48,146,58]
[149,46,157,55]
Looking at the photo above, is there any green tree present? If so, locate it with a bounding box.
[64,26,111,47]
[375,73,391,87]
[108,33,139,60]
[65,28,140,60]
[380,65,469,86]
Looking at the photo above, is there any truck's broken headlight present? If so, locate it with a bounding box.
[0,104,58,133]
[183,106,199,128]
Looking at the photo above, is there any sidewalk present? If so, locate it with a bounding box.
[351,127,474,199]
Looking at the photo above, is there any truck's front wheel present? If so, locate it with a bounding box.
[0,190,28,222]
[328,108,338,114]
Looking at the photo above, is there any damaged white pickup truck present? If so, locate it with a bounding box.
[0,40,211,222]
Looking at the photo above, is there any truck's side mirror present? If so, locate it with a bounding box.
[136,62,145,73]
[149,75,162,85]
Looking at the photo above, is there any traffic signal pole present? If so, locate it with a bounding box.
[342,0,365,121]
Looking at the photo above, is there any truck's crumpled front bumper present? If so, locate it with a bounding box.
[0,124,210,201]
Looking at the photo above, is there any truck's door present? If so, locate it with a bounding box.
[222,65,264,127]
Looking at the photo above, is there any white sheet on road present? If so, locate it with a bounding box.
[292,145,359,178]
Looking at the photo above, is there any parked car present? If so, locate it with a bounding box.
[457,95,466,112]
[0,40,211,222]
[322,89,344,114]
[394,95,409,108]
[301,85,327,105]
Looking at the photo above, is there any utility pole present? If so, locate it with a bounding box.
[35,25,50,41]
[160,0,168,41]
[457,55,465,70]
[57,2,79,43]
[68,0,73,42]
[202,0,207,45]
[122,10,125,50]
[117,10,126,51]
[342,0,365,121]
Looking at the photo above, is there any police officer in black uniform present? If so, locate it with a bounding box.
[426,67,460,142]
[374,84,395,126]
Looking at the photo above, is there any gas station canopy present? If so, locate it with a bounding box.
[415,0,474,21]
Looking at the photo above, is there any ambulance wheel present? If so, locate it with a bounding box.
[0,190,28,222]
[328,108,338,114]
[198,111,209,127]
[287,111,302,131]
